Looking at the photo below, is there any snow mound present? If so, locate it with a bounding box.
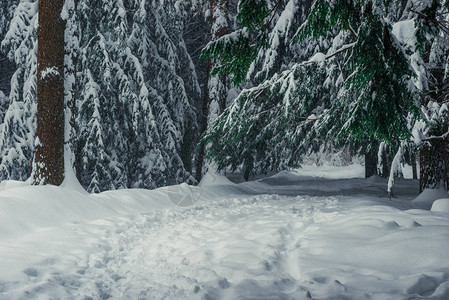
[431,198,449,213]
[199,170,235,187]
[294,164,365,179]
[1,166,447,299]
[413,188,449,208]
[0,184,175,240]
[163,183,203,206]
[392,19,417,49]
[0,180,29,190]
[309,52,325,62]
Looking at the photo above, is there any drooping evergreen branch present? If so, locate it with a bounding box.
[410,8,449,34]
[260,0,283,33]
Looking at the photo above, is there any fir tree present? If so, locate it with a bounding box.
[410,0,449,191]
[202,62,330,177]
[200,0,429,186]
[336,2,418,144]
[0,0,38,181]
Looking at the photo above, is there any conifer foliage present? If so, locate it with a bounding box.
[201,0,448,190]
[0,0,447,192]
[336,2,418,144]
[0,0,201,192]
[0,0,37,181]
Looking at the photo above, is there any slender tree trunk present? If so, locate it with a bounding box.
[195,85,210,182]
[411,151,418,180]
[34,0,65,185]
[364,140,378,178]
[364,151,377,178]
[243,155,253,181]
[181,122,193,174]
[380,149,390,178]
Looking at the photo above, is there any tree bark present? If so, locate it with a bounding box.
[34,0,65,185]
[380,149,390,178]
[195,85,210,182]
[411,151,418,180]
[181,122,193,174]
[364,150,377,178]
[243,155,253,181]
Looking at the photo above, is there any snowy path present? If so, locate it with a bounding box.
[77,194,334,299]
[1,167,449,299]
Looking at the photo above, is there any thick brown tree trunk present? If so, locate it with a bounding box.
[33,0,65,185]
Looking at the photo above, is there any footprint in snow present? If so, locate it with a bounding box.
[23,268,38,277]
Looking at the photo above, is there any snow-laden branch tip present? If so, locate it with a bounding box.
[304,42,356,65]
[40,66,60,80]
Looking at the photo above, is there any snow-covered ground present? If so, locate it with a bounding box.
[1,165,448,299]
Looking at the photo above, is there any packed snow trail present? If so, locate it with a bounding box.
[78,194,323,299]
[1,166,449,299]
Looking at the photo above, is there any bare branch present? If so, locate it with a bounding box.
[422,131,449,141]
[348,25,358,40]
[324,42,355,60]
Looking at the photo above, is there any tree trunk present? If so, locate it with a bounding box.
[380,149,390,178]
[34,0,65,185]
[195,88,210,182]
[180,122,193,174]
[364,150,377,178]
[195,0,230,182]
[243,155,253,182]
[411,151,418,180]
[420,139,449,192]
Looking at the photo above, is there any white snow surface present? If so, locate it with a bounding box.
[431,199,449,213]
[392,19,417,50]
[309,52,326,63]
[0,165,448,299]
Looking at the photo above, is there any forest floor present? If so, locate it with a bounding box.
[0,165,448,299]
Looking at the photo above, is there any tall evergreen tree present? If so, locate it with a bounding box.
[409,0,449,191]
[0,0,38,181]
